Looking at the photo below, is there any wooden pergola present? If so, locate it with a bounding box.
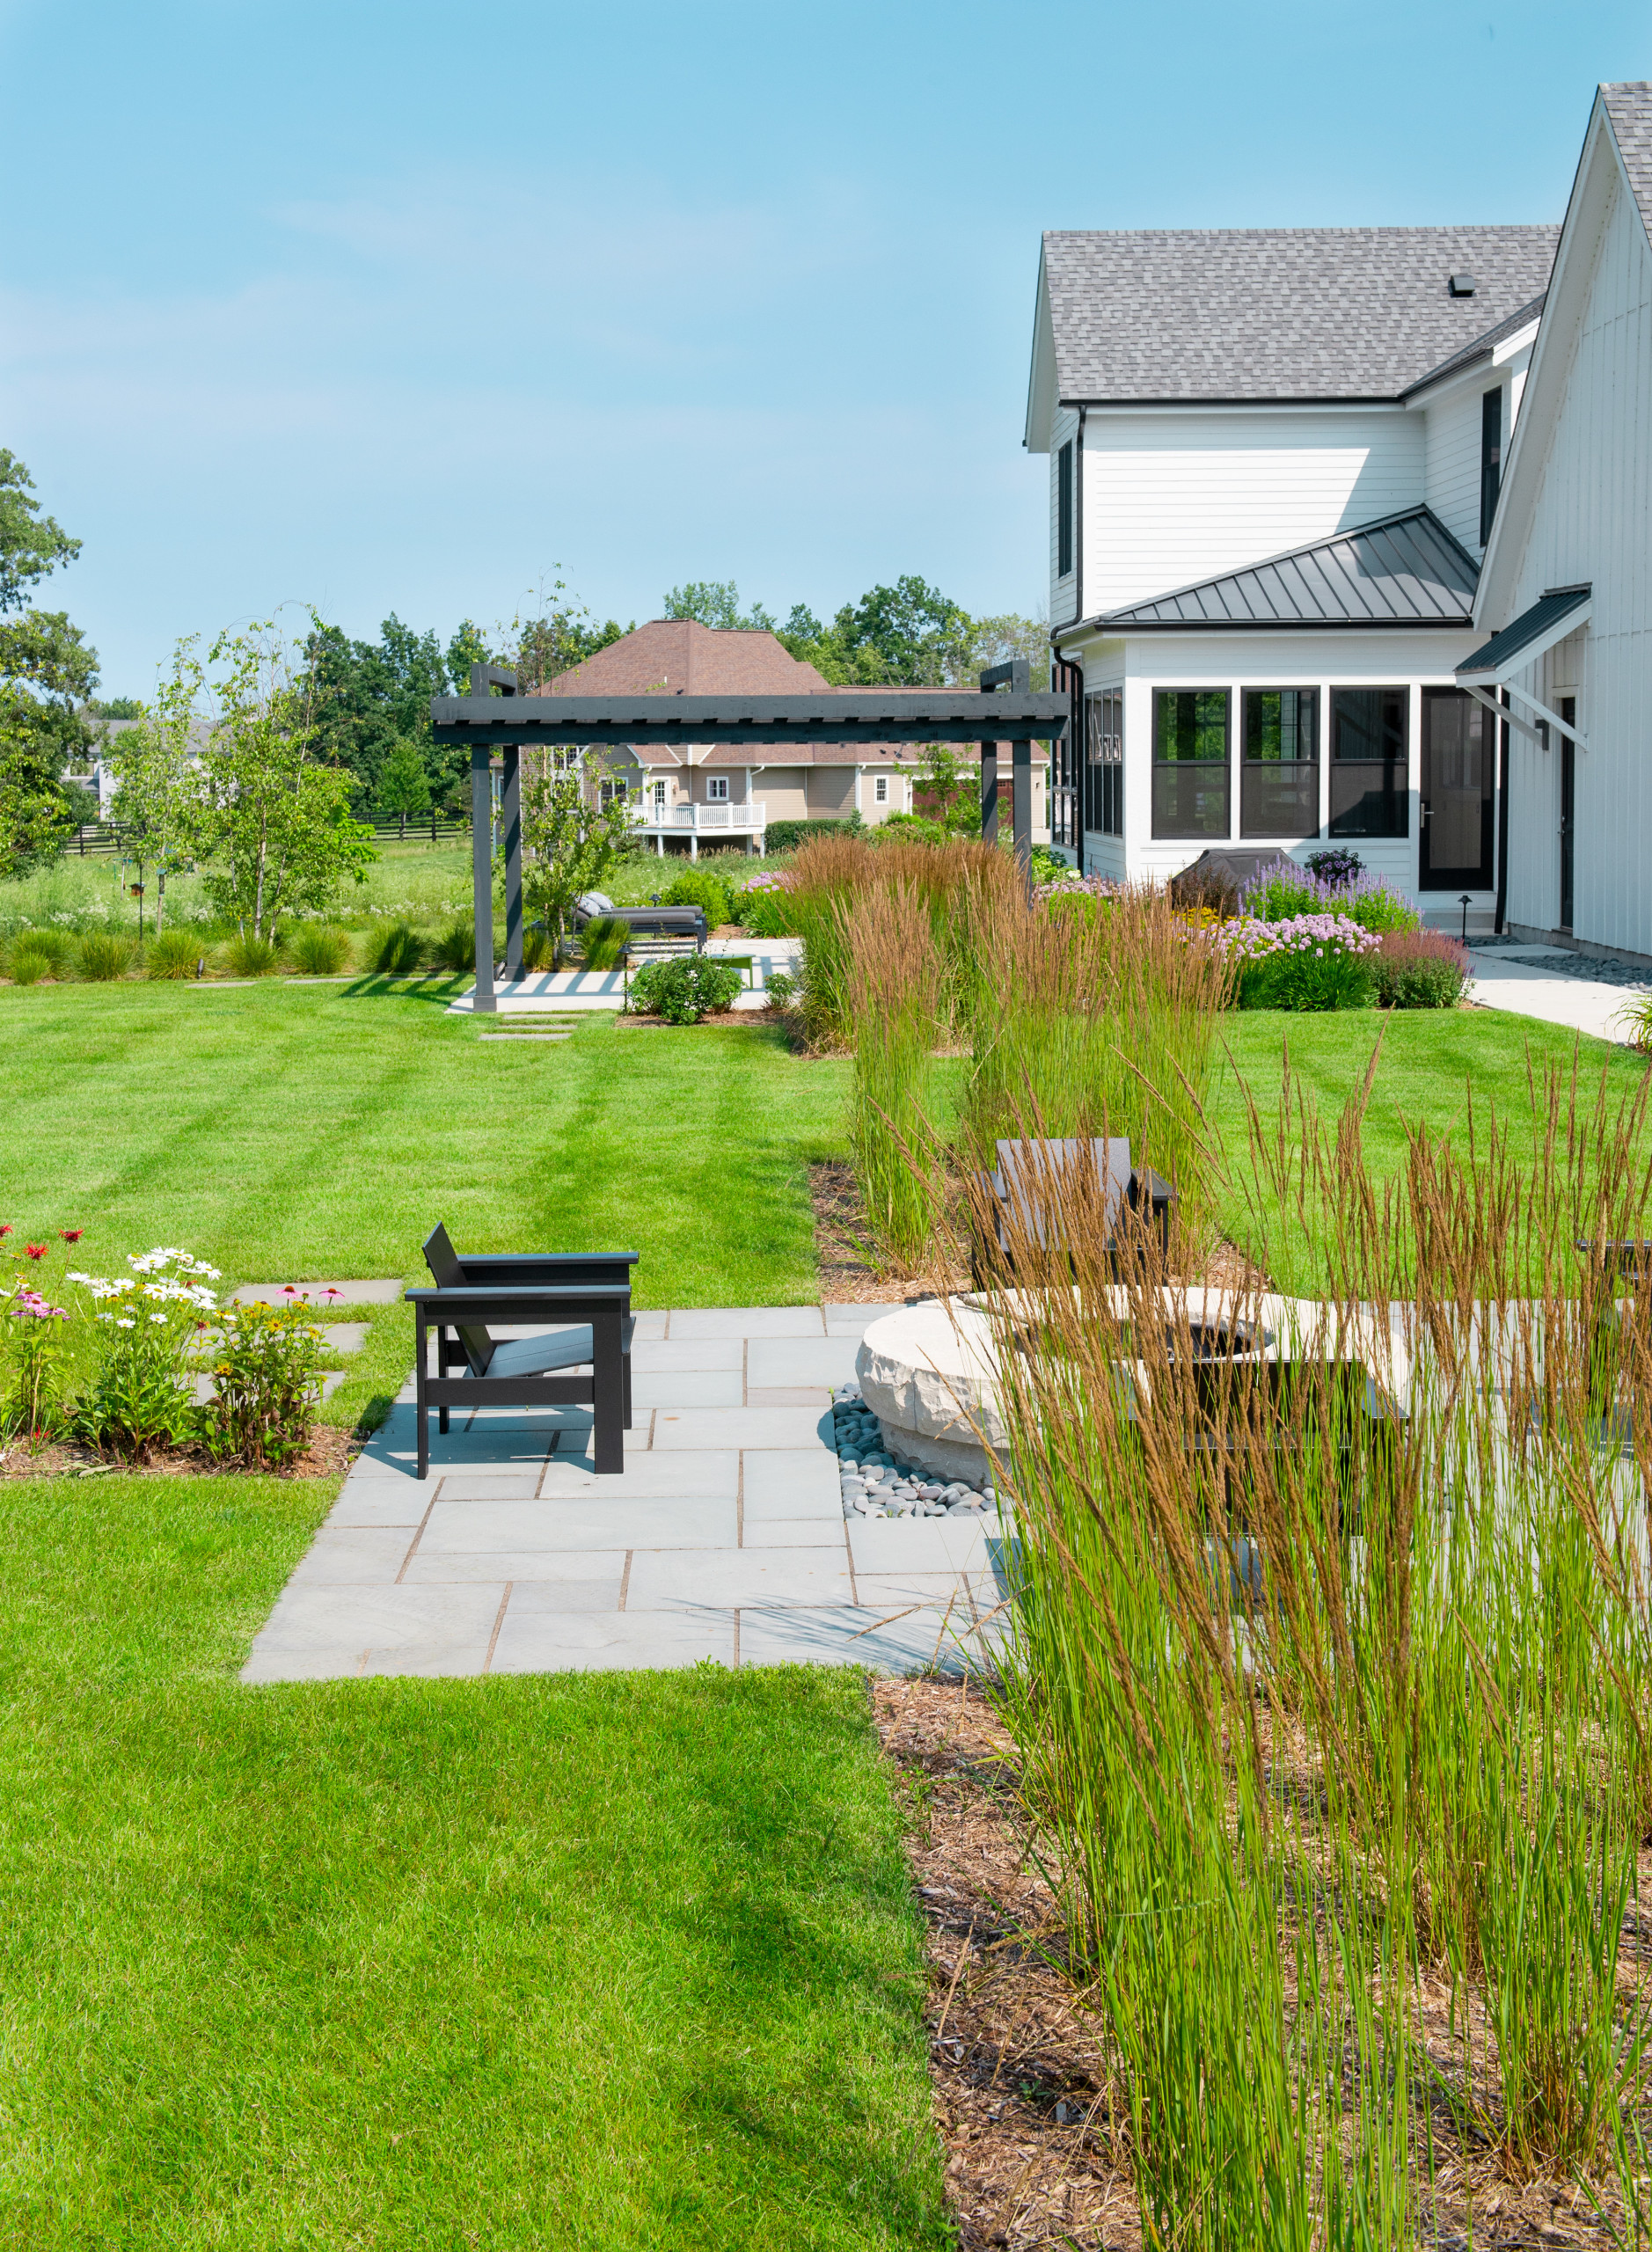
[428,664,1071,1012]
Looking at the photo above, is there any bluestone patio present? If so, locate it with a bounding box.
[243,1302,1008,1683]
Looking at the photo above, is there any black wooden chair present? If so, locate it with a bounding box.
[971,1137,1177,1285]
[405,1225,639,1476]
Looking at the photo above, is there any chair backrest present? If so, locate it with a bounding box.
[994,1138,1132,1244]
[422,1223,495,1376]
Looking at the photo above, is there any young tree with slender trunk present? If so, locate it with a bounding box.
[101,639,206,935]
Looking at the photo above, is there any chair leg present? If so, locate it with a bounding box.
[416,1312,429,1480]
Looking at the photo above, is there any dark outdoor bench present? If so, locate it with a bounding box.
[971,1136,1176,1285]
[406,1225,639,1477]
[573,903,707,951]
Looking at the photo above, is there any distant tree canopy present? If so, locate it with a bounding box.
[0,450,99,873]
[666,574,1049,691]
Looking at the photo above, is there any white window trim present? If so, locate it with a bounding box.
[706,775,730,801]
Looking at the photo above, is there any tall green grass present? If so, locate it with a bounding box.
[977,1056,1652,2241]
[840,881,943,1270]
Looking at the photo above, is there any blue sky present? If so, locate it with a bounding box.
[4,0,1648,694]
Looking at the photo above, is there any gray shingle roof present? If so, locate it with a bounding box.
[1093,507,1480,631]
[1400,294,1548,398]
[1603,84,1652,248]
[1042,227,1560,401]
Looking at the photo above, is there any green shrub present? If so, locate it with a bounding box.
[1369,930,1471,1008]
[1342,885,1422,936]
[430,918,477,974]
[1239,948,1375,1012]
[289,924,353,975]
[874,814,949,847]
[145,929,202,980]
[521,927,558,972]
[581,915,630,970]
[369,921,423,976]
[662,869,732,928]
[762,815,864,856]
[224,933,281,977]
[77,932,135,981]
[8,936,60,985]
[628,958,743,1024]
[198,1298,325,1470]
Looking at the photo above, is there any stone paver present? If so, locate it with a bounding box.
[1467,948,1646,1045]
[242,1303,1006,1684]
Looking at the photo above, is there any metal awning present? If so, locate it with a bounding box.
[1457,585,1591,681]
[1456,584,1591,749]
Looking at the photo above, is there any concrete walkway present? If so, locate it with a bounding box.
[242,1303,1008,1685]
[1467,945,1648,1046]
[444,938,803,1017]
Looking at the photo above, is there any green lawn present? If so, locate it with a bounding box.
[2,980,850,1308]
[0,1472,947,2248]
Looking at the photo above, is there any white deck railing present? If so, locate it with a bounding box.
[632,801,767,833]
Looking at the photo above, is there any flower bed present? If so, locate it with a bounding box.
[1217,912,1381,1011]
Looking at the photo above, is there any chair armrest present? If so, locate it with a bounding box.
[406,1283,632,1326]
[456,1253,639,1285]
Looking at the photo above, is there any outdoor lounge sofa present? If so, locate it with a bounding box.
[405,1224,638,1476]
[572,893,706,951]
[971,1137,1176,1285]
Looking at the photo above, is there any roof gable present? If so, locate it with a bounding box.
[1090,506,1479,631]
[1036,226,1559,407]
[548,618,830,697]
[1477,84,1652,624]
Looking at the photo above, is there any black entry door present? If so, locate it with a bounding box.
[1559,695,1576,932]
[1420,687,1494,889]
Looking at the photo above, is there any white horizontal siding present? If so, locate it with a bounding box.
[1423,384,1488,559]
[1049,405,1079,627]
[1079,409,1424,614]
[1502,171,1652,954]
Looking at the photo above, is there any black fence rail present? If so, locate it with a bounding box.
[65,812,471,859]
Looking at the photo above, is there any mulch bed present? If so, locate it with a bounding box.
[809,1159,969,1305]
[0,1424,360,1481]
[875,1678,1641,2250]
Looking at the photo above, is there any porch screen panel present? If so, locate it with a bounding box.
[1328,687,1407,837]
[1240,689,1319,837]
[1086,689,1123,837]
[1151,690,1229,839]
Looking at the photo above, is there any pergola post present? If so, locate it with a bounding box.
[469,661,522,1014]
[471,746,495,1014]
[980,660,1032,896]
[501,747,523,981]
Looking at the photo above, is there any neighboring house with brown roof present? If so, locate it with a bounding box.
[546,618,1047,852]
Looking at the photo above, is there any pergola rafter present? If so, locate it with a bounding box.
[430,666,1071,1011]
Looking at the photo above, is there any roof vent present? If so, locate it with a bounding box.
[1449,272,1477,296]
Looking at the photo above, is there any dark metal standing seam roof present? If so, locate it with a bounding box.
[1087,507,1481,632]
[1456,585,1592,679]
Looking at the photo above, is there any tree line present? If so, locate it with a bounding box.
[0,449,1048,874]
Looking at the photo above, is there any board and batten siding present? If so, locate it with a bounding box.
[1422,385,1488,559]
[1502,170,1652,955]
[1078,409,1424,614]
[1049,405,1081,626]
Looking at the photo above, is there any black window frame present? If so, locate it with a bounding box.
[1086,688,1123,837]
[1151,688,1231,841]
[1239,687,1320,838]
[1328,686,1408,839]
[1480,386,1503,546]
[1056,440,1074,579]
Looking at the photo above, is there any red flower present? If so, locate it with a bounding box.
[0,1225,11,1238]
[24,1244,48,1260]
[60,1228,84,1243]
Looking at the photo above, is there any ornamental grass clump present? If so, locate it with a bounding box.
[200,1298,325,1469]
[223,932,281,977]
[1220,910,1380,1009]
[288,923,353,975]
[579,914,630,970]
[68,1247,220,1460]
[429,918,476,974]
[369,921,423,976]
[839,881,945,1269]
[8,931,69,984]
[144,928,201,979]
[77,931,135,981]
[977,1052,1652,2236]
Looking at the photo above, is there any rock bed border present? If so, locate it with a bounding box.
[831,1385,996,1520]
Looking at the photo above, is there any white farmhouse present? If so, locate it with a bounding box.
[1461,84,1652,961]
[1028,214,1559,923]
